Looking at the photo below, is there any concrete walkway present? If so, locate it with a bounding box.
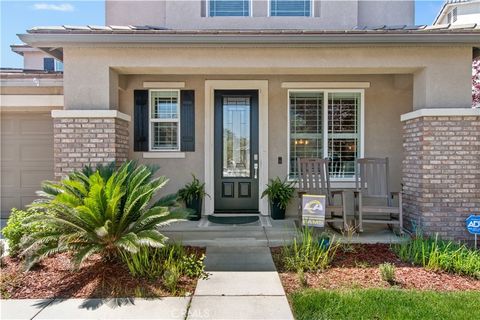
[187,246,294,320]
[1,246,293,320]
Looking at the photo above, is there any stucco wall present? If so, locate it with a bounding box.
[63,46,472,112]
[117,74,412,216]
[105,0,414,29]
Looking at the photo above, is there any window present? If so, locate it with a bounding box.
[447,12,452,23]
[270,0,311,17]
[209,0,250,16]
[453,7,457,22]
[288,90,363,180]
[149,90,180,151]
[43,58,54,71]
[43,57,63,72]
[55,60,64,72]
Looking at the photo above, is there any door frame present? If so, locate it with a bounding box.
[204,80,269,216]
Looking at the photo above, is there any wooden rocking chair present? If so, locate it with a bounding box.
[354,157,404,235]
[297,158,349,231]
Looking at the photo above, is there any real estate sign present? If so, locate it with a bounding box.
[302,194,326,228]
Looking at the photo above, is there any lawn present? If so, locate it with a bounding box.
[290,288,480,320]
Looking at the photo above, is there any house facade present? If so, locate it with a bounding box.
[2,0,479,241]
[434,0,480,25]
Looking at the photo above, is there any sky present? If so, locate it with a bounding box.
[0,0,445,68]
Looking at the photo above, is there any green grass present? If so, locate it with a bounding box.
[290,288,480,320]
[392,234,480,279]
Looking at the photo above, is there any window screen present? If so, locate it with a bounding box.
[150,90,180,150]
[289,92,324,179]
[327,92,360,178]
[270,0,311,17]
[209,0,250,16]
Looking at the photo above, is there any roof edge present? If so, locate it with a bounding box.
[18,32,480,48]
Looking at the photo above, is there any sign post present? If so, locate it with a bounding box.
[466,215,480,249]
[301,195,326,228]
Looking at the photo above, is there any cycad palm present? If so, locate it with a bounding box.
[23,161,188,269]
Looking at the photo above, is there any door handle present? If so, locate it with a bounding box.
[254,163,258,179]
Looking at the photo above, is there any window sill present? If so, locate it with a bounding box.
[143,152,185,159]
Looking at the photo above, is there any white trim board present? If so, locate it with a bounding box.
[143,152,185,159]
[204,80,269,216]
[51,110,131,122]
[143,82,185,89]
[401,108,480,121]
[282,82,370,89]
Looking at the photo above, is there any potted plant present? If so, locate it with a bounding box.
[178,175,209,221]
[261,177,295,220]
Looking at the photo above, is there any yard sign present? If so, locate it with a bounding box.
[302,194,326,228]
[466,215,480,249]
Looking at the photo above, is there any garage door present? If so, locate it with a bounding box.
[1,112,54,217]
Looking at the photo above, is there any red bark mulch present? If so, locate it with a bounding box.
[272,244,480,294]
[0,247,205,299]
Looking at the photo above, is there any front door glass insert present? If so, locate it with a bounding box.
[222,96,251,178]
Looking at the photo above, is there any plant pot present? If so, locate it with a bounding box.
[186,197,202,221]
[270,201,286,220]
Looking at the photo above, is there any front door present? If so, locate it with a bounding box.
[214,90,259,213]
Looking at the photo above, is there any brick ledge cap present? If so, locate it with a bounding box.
[401,108,479,122]
[51,110,131,122]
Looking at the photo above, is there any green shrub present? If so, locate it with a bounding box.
[392,233,480,279]
[379,263,396,284]
[261,177,295,209]
[177,175,209,204]
[23,161,190,270]
[162,263,181,294]
[282,227,338,272]
[120,243,206,280]
[2,209,50,256]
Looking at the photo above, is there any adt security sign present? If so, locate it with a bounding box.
[466,215,480,234]
[466,215,480,249]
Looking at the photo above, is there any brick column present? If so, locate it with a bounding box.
[52,110,130,179]
[402,110,480,241]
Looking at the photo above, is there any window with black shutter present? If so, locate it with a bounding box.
[134,89,195,152]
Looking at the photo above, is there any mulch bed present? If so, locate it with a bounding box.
[0,247,205,299]
[272,244,480,294]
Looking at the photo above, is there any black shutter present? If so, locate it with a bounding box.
[180,90,195,152]
[134,90,149,152]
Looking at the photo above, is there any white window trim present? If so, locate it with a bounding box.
[207,0,253,17]
[148,89,181,152]
[286,88,365,184]
[268,0,313,17]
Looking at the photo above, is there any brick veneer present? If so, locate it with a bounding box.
[53,117,129,179]
[402,115,480,241]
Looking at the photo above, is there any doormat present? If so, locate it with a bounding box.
[208,215,260,225]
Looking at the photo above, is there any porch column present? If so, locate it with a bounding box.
[51,110,130,179]
[401,109,480,241]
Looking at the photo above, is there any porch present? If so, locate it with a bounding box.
[161,217,406,247]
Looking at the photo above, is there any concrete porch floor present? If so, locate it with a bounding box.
[161,216,407,247]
